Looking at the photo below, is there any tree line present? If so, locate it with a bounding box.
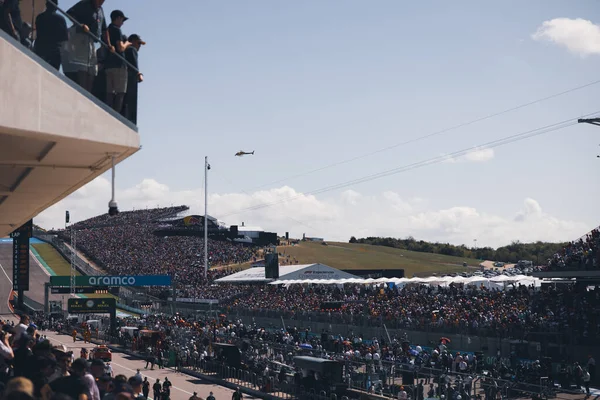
[348,236,569,264]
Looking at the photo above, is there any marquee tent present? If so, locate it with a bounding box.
[214,263,360,284]
[268,274,542,290]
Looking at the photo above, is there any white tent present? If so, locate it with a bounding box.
[214,263,360,284]
[266,273,542,290]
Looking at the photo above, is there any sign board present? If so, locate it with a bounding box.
[68,298,116,314]
[50,275,171,287]
[12,237,29,291]
[51,286,109,294]
[9,219,32,239]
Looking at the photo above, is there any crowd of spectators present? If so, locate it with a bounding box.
[212,283,600,342]
[91,312,593,398]
[1,0,145,124]
[57,207,258,297]
[547,227,599,271]
[0,314,167,400]
[68,206,188,231]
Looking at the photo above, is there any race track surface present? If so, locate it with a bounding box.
[0,244,65,310]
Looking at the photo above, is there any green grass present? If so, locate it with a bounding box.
[31,243,115,299]
[277,241,481,277]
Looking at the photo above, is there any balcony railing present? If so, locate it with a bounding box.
[1,0,140,131]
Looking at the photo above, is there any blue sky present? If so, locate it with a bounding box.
[39,0,600,247]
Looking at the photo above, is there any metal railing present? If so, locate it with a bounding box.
[44,0,140,74]
[8,0,141,127]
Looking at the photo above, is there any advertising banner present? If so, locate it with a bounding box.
[50,275,172,287]
[68,298,116,314]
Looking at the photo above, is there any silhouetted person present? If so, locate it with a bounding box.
[34,1,68,70]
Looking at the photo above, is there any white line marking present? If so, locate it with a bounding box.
[47,335,194,396]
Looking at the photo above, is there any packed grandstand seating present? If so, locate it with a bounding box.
[209,283,600,342]
[57,207,258,293]
[546,227,599,270]
[68,206,189,229]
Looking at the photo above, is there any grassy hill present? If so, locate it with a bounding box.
[31,243,114,299]
[277,241,482,277]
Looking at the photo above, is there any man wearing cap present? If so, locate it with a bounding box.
[105,9,131,113]
[122,33,145,124]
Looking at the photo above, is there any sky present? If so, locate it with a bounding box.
[36,0,600,248]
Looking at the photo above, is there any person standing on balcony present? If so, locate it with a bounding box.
[122,33,145,124]
[34,0,68,70]
[64,0,108,93]
[0,0,22,41]
[104,9,130,112]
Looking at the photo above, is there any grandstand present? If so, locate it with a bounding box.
[53,207,260,299]
[533,225,600,278]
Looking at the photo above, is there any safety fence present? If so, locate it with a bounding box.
[229,308,578,346]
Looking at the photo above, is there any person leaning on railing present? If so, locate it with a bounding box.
[62,0,110,93]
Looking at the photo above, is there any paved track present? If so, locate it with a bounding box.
[0,243,254,400]
[0,243,65,310]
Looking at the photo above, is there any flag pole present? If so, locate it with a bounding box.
[204,156,208,279]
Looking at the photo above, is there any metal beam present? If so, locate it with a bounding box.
[0,161,98,170]
[578,118,600,126]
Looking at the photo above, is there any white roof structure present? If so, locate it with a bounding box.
[268,274,542,290]
[214,263,359,283]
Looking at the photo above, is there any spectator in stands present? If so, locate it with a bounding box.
[0,0,22,41]
[122,33,145,124]
[105,10,130,112]
[34,0,68,70]
[547,228,599,271]
[64,0,109,93]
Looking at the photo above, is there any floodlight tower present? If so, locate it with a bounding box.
[578,118,600,157]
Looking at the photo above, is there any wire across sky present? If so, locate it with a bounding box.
[246,77,600,192]
[219,111,600,218]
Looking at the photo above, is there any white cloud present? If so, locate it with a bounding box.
[532,18,600,57]
[36,177,590,249]
[443,148,495,164]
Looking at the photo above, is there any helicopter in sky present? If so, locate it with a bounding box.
[235,151,255,157]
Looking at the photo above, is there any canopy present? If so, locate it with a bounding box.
[215,263,360,283]
[269,274,542,289]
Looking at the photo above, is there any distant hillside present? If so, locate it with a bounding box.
[350,236,568,265]
[277,241,481,277]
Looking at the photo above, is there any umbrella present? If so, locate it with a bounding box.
[440,337,451,344]
[299,343,313,349]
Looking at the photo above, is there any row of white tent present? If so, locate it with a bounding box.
[269,274,542,289]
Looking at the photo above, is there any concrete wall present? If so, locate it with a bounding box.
[0,30,139,147]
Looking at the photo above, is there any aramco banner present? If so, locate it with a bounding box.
[50,275,172,287]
